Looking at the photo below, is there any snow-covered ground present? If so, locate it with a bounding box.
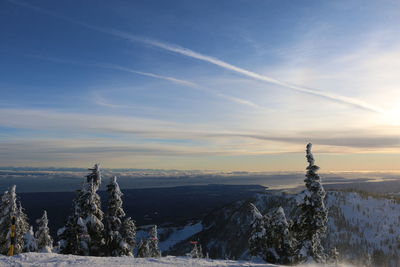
[0,253,276,267]
[0,253,352,267]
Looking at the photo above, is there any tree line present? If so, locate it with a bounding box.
[0,164,161,257]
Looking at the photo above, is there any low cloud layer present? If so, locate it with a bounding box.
[1,108,400,169]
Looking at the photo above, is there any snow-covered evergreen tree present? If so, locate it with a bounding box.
[148,225,161,257]
[58,164,104,256]
[104,176,125,256]
[24,226,38,252]
[120,217,136,256]
[248,203,266,257]
[137,239,151,258]
[76,217,90,256]
[263,207,295,264]
[57,196,84,255]
[76,179,104,256]
[35,211,53,253]
[86,164,102,190]
[363,252,373,267]
[0,186,30,255]
[104,176,136,256]
[249,203,295,264]
[294,143,328,263]
[57,210,90,255]
[137,226,160,258]
[328,247,339,264]
[189,242,203,258]
[17,201,31,247]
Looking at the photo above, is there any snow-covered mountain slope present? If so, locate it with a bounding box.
[159,222,203,251]
[166,190,400,266]
[137,222,203,253]
[325,191,400,266]
[0,253,351,267]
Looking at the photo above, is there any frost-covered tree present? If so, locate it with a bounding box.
[363,252,373,267]
[76,180,104,255]
[35,211,53,253]
[249,204,295,264]
[0,186,30,255]
[294,143,328,263]
[24,226,38,252]
[137,226,160,258]
[137,239,151,258]
[328,247,339,264]
[58,164,104,256]
[76,217,90,256]
[148,225,161,257]
[85,163,101,188]
[189,242,203,258]
[248,203,266,257]
[119,217,136,256]
[57,197,87,255]
[104,176,136,256]
[263,207,295,264]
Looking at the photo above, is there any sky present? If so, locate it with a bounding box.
[1,0,400,171]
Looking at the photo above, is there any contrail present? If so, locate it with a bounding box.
[7,0,383,113]
[97,63,198,87]
[126,38,384,113]
[97,64,262,108]
[28,55,262,108]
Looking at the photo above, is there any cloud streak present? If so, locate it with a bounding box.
[217,133,400,149]
[7,0,383,113]
[0,108,399,151]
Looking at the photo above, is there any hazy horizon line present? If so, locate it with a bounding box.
[2,166,400,174]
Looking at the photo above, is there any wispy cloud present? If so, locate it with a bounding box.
[0,108,399,152]
[217,133,400,149]
[92,93,165,114]
[7,0,383,113]
[0,139,228,156]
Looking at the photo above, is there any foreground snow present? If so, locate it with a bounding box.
[0,253,353,267]
[0,253,277,267]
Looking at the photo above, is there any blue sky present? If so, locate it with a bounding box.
[1,0,400,171]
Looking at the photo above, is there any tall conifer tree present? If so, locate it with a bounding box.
[294,143,328,263]
[148,225,161,257]
[35,211,53,253]
[58,164,104,256]
[104,176,136,256]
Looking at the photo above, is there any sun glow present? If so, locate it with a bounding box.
[382,106,400,126]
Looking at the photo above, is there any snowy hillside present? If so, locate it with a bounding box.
[0,253,351,267]
[165,190,400,266]
[325,191,400,265]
